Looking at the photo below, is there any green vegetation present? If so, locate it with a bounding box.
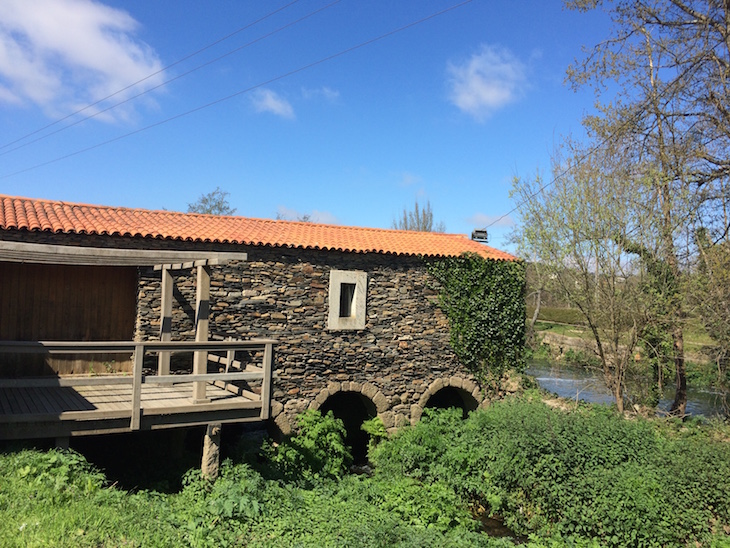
[2,401,729,547]
[428,253,526,385]
[372,397,730,547]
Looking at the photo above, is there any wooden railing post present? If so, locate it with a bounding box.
[260,342,274,420]
[192,264,211,403]
[158,266,173,375]
[131,343,144,430]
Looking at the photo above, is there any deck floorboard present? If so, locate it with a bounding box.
[0,381,264,439]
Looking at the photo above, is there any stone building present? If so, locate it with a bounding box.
[0,195,517,452]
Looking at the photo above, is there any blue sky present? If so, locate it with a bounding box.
[0,0,609,251]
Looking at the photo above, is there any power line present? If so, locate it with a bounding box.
[0,0,341,159]
[0,0,474,181]
[0,0,303,152]
[484,53,710,232]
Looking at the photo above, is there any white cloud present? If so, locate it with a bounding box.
[251,89,295,119]
[0,0,164,121]
[467,212,514,228]
[447,44,527,122]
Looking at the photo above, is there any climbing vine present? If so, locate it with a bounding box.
[427,253,526,385]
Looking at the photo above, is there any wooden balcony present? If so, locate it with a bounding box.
[0,339,275,441]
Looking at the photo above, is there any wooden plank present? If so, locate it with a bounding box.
[1,409,132,423]
[5,388,24,413]
[0,339,277,353]
[212,380,259,402]
[58,387,96,412]
[30,387,57,414]
[0,376,133,388]
[11,388,34,414]
[143,399,261,416]
[192,264,210,403]
[145,372,264,384]
[0,242,246,266]
[0,389,13,414]
[158,267,173,375]
[130,344,143,430]
[260,343,274,420]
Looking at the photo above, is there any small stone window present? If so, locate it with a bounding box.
[328,270,367,330]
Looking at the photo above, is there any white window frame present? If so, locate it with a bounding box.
[327,270,367,330]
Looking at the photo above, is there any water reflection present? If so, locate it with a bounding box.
[526,360,728,418]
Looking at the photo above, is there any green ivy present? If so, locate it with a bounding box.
[427,253,526,385]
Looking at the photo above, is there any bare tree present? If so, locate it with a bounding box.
[563,0,730,414]
[511,143,649,413]
[187,187,236,216]
[392,200,445,232]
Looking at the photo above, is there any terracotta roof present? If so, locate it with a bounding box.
[0,195,516,261]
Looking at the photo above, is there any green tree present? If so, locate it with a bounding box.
[393,200,445,232]
[694,230,730,407]
[187,187,236,215]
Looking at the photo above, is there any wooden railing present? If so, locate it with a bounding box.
[0,339,276,430]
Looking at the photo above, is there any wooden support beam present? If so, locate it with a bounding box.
[158,267,173,376]
[192,265,211,404]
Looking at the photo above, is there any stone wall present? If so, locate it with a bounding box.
[135,246,485,432]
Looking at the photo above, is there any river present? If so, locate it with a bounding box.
[526,360,728,418]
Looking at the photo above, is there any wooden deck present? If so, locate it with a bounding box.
[0,340,275,441]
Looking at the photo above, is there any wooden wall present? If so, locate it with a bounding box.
[0,263,137,376]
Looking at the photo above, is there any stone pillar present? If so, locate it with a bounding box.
[201,422,222,481]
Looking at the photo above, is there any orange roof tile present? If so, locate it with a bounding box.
[0,195,517,261]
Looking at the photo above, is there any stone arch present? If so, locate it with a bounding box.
[410,376,484,424]
[309,382,389,463]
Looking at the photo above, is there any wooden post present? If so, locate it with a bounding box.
[260,343,274,420]
[201,422,222,481]
[193,265,211,403]
[54,437,69,450]
[131,343,144,430]
[158,266,173,375]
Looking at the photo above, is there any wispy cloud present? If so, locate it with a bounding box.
[399,172,422,187]
[302,86,340,102]
[251,88,294,119]
[276,205,338,224]
[0,0,164,121]
[467,212,514,228]
[447,44,527,122]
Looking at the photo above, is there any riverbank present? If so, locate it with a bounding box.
[2,395,730,547]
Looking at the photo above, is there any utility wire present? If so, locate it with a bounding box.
[483,54,709,231]
[0,0,341,158]
[0,0,302,151]
[0,0,473,181]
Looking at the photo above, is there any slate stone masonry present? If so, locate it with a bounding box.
[134,246,482,432]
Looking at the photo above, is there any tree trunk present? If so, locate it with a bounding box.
[670,326,687,415]
[527,287,542,344]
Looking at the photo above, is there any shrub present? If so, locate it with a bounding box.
[262,409,352,485]
[371,397,730,547]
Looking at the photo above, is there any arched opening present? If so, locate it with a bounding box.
[424,386,479,418]
[319,391,377,464]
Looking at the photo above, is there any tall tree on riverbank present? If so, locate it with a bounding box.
[539,0,730,414]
